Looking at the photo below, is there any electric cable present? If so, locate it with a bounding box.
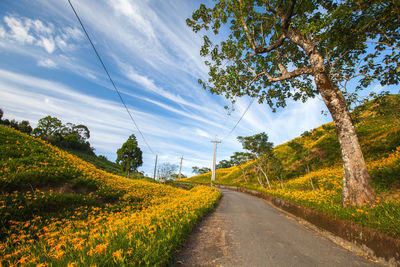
[221,97,256,141]
[67,0,155,155]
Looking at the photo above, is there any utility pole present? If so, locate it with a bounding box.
[153,154,158,180]
[210,137,221,186]
[178,155,183,179]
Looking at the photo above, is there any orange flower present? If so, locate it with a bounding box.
[112,249,124,261]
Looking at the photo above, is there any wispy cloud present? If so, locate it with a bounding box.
[37,58,57,68]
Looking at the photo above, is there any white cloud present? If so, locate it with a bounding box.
[63,27,83,40]
[4,15,35,44]
[195,128,212,139]
[1,15,82,54]
[37,58,57,68]
[109,0,155,39]
[32,19,53,34]
[37,36,55,53]
[0,25,5,38]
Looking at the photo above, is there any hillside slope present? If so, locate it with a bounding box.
[65,149,126,176]
[0,125,221,266]
[182,95,400,237]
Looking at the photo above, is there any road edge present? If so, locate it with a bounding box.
[214,185,400,266]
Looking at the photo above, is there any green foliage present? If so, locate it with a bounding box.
[187,1,399,109]
[216,159,234,169]
[32,115,94,155]
[237,132,273,157]
[116,134,143,177]
[192,166,211,174]
[0,109,33,135]
[33,116,63,137]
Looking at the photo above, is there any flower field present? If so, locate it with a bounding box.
[0,125,221,266]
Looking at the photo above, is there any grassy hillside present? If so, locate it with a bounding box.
[66,149,125,176]
[182,95,400,237]
[0,125,221,266]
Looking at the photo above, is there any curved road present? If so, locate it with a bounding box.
[175,189,379,266]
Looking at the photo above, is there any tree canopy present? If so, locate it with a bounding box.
[192,166,212,174]
[187,0,399,108]
[116,134,143,178]
[237,132,273,157]
[32,116,93,154]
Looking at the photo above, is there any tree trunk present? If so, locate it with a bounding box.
[127,169,130,178]
[278,174,284,189]
[239,167,248,183]
[287,30,375,206]
[306,164,315,192]
[256,164,271,190]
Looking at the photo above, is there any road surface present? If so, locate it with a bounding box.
[175,189,380,266]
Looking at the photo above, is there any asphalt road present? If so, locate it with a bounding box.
[175,189,380,267]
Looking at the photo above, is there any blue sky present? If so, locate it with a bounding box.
[0,0,385,177]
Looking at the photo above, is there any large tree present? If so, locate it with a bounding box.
[116,134,143,178]
[33,116,63,139]
[187,0,399,206]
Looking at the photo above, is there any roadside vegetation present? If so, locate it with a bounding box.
[181,95,400,238]
[0,125,221,266]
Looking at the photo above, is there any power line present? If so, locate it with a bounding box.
[67,0,155,155]
[222,98,256,141]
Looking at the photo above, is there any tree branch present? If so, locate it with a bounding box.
[367,41,400,51]
[281,0,297,29]
[251,34,286,55]
[276,49,288,75]
[239,0,257,51]
[266,67,312,82]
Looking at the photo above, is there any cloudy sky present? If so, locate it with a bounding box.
[0,0,377,177]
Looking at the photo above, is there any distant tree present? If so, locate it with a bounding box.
[159,162,179,181]
[0,109,3,121]
[268,155,285,189]
[73,124,90,141]
[238,133,274,189]
[116,134,143,178]
[171,173,187,179]
[18,120,33,134]
[33,116,63,139]
[230,151,253,183]
[9,119,19,129]
[216,159,234,169]
[98,155,108,161]
[192,166,200,174]
[192,166,211,174]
